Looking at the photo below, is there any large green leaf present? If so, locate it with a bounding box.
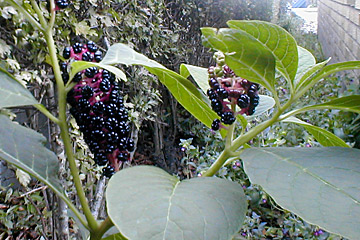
[149,68,218,128]
[0,114,71,206]
[282,116,349,147]
[0,68,38,108]
[180,64,209,94]
[201,27,276,94]
[106,166,247,240]
[294,46,316,87]
[70,61,127,82]
[227,20,298,86]
[242,147,360,240]
[295,61,360,99]
[100,43,218,128]
[102,233,127,240]
[281,95,360,119]
[101,43,164,69]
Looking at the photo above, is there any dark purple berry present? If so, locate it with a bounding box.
[126,139,135,151]
[250,95,260,107]
[72,43,83,54]
[63,47,71,59]
[221,112,235,125]
[94,50,103,62]
[211,99,223,113]
[87,41,98,52]
[118,151,129,162]
[72,72,83,83]
[56,0,69,9]
[237,94,250,109]
[85,67,98,78]
[216,88,228,99]
[82,51,93,61]
[103,165,115,177]
[92,101,106,114]
[100,79,111,92]
[207,89,217,100]
[81,85,94,98]
[60,62,68,72]
[211,119,221,131]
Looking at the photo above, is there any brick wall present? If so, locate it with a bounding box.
[318,0,360,80]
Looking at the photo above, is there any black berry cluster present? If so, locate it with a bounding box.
[207,53,260,131]
[55,0,69,9]
[62,41,134,177]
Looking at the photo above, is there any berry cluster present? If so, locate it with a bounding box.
[207,53,260,131]
[62,41,133,177]
[55,0,69,9]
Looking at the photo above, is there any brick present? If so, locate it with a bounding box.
[356,0,360,9]
[354,42,360,58]
[345,20,358,38]
[347,0,355,6]
[344,34,355,51]
[349,8,360,24]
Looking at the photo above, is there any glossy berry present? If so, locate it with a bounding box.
[211,119,221,131]
[85,67,98,78]
[237,94,250,109]
[221,112,236,125]
[103,165,115,177]
[87,41,98,52]
[72,43,83,54]
[63,47,71,59]
[56,0,69,9]
[211,99,223,112]
[94,50,103,62]
[207,89,217,100]
[82,51,93,61]
[127,139,135,151]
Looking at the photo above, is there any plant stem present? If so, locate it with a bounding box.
[30,0,48,28]
[203,98,294,177]
[89,217,125,240]
[8,0,43,31]
[202,123,236,177]
[34,104,59,124]
[48,0,56,30]
[44,22,98,232]
[202,149,234,177]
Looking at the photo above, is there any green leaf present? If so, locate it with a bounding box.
[201,27,276,94]
[106,166,247,240]
[101,43,218,129]
[0,68,37,108]
[227,20,298,86]
[102,233,128,240]
[294,46,316,86]
[101,43,164,69]
[295,61,360,99]
[180,64,209,94]
[0,114,71,205]
[70,61,127,82]
[241,147,360,240]
[282,116,349,147]
[148,68,218,128]
[294,58,330,96]
[281,95,360,119]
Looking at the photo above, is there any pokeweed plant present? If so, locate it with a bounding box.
[1,1,360,240]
